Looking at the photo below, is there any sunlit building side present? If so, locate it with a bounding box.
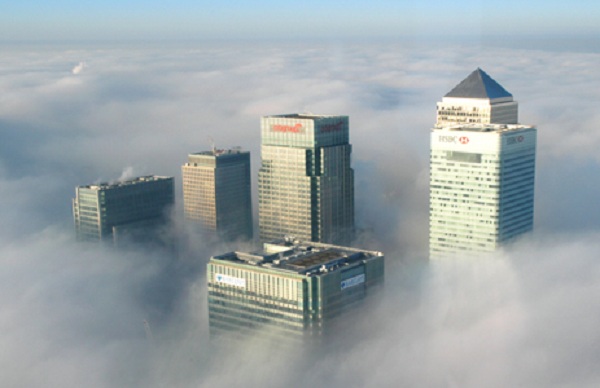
[182,149,253,241]
[258,114,354,245]
[429,124,536,258]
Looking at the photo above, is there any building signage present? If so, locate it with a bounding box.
[272,123,303,133]
[438,135,469,144]
[507,135,524,145]
[320,121,344,133]
[215,274,246,288]
[341,274,365,290]
[439,135,457,143]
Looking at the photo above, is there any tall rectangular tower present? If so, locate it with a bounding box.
[182,149,253,241]
[436,68,518,127]
[73,176,174,243]
[258,114,354,245]
[429,124,536,257]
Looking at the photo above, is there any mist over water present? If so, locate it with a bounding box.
[2,40,600,387]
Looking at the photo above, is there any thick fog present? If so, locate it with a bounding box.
[2,40,600,387]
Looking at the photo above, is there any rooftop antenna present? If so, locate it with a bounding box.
[208,136,216,154]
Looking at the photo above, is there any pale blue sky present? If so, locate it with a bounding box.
[1,0,598,41]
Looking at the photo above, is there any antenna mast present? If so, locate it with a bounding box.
[208,136,216,154]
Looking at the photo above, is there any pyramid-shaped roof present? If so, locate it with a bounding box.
[445,68,512,99]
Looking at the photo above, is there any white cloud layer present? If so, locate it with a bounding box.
[1,40,600,387]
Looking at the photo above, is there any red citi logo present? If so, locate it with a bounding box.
[272,123,303,133]
[459,136,470,144]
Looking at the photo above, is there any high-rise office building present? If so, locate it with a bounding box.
[429,124,536,257]
[73,175,174,243]
[207,237,384,341]
[258,114,354,245]
[436,68,518,127]
[182,149,253,241]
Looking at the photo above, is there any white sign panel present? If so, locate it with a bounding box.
[215,274,246,288]
[431,127,535,154]
[431,131,501,153]
[341,274,365,290]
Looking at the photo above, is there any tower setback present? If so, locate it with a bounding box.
[436,68,518,127]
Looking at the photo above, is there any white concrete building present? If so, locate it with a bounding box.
[429,124,536,258]
[436,68,518,127]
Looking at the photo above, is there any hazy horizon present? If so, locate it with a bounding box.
[2,0,599,42]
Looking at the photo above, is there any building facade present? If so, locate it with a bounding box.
[207,238,384,341]
[73,175,174,242]
[182,149,253,240]
[429,124,536,257]
[436,68,518,127]
[258,114,354,245]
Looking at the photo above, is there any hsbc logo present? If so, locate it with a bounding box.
[507,135,525,145]
[439,135,470,144]
[439,135,457,143]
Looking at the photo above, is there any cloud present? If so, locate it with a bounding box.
[117,166,136,182]
[1,40,600,387]
[72,61,87,75]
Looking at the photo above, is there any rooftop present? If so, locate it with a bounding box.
[82,175,173,190]
[445,68,512,100]
[211,238,383,275]
[190,147,246,157]
[434,123,534,133]
[265,113,345,120]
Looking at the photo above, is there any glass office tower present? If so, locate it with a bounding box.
[182,149,253,241]
[73,176,174,243]
[258,114,354,245]
[207,238,384,341]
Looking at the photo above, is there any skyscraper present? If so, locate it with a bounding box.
[73,175,174,243]
[436,68,518,127]
[258,114,354,245]
[182,149,253,240]
[429,124,536,257]
[207,238,384,341]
